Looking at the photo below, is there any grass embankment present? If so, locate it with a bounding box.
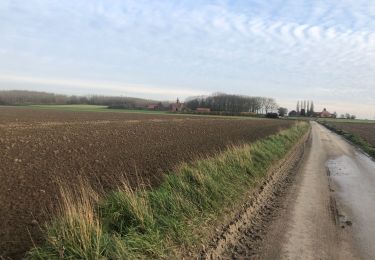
[28,122,309,259]
[320,121,375,158]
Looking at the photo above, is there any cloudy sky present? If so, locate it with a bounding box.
[0,1,374,118]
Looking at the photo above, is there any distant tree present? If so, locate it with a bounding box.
[266,112,279,118]
[345,113,351,119]
[307,101,310,114]
[264,98,276,113]
[296,101,300,114]
[340,114,345,119]
[278,107,288,117]
[332,112,337,118]
[350,115,356,120]
[252,97,263,113]
[288,110,298,117]
[310,101,314,115]
[270,99,279,112]
[300,109,306,116]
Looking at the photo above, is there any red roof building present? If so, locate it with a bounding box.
[170,98,184,112]
[196,107,211,112]
[147,104,160,110]
[319,108,332,118]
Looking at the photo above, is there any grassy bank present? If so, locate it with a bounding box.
[28,122,309,259]
[319,121,375,158]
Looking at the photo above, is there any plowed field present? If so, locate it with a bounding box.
[0,107,294,259]
[325,121,375,146]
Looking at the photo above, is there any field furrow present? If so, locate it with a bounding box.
[0,107,293,259]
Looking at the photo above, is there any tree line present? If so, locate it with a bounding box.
[0,90,160,107]
[295,100,315,116]
[185,93,278,114]
[1,90,284,115]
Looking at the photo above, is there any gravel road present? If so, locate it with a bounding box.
[219,121,375,259]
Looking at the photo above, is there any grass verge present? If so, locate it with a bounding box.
[320,121,375,158]
[27,122,309,259]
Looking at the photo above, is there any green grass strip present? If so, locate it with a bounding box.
[28,122,309,259]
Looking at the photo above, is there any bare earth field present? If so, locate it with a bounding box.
[324,121,375,146]
[0,107,293,259]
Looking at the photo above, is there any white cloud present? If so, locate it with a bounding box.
[0,74,207,98]
[0,0,374,117]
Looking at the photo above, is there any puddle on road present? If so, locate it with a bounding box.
[326,153,375,259]
[326,155,360,177]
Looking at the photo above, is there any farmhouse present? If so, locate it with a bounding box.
[147,104,160,110]
[170,98,184,112]
[318,108,332,118]
[196,107,211,112]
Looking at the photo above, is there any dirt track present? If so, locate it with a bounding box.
[213,121,375,259]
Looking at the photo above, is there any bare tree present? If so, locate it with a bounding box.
[278,107,288,117]
[297,101,300,114]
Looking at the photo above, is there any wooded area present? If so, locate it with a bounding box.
[185,93,278,114]
[0,91,281,115]
[0,90,159,107]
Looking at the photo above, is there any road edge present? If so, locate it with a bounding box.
[201,127,311,258]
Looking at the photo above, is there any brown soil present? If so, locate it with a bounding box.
[0,107,293,259]
[326,121,375,146]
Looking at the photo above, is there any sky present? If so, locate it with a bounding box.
[0,1,374,119]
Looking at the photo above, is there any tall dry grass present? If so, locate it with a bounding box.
[28,181,111,259]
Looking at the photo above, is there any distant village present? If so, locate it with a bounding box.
[288,100,356,119]
[287,100,333,118]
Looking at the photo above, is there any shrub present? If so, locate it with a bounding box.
[266,113,279,119]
